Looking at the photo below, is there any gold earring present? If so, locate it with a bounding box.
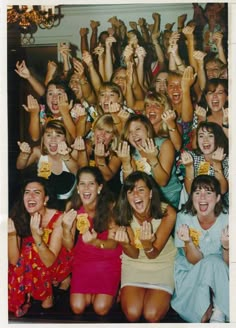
[98,190,100,195]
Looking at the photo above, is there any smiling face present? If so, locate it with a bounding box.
[23,182,48,215]
[69,74,82,98]
[205,84,227,113]
[94,125,114,147]
[145,100,164,126]
[99,87,121,112]
[43,128,66,155]
[205,62,221,79]
[197,127,215,155]
[167,75,183,106]
[155,72,168,94]
[127,120,148,148]
[192,187,220,219]
[77,173,102,207]
[46,84,67,116]
[127,179,152,217]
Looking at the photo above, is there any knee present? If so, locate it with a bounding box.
[93,302,111,316]
[144,304,170,323]
[70,300,86,315]
[122,304,141,322]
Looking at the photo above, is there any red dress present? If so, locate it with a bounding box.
[70,207,122,296]
[8,211,73,317]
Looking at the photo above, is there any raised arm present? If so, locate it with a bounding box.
[15,60,45,96]
[22,94,41,142]
[82,51,102,96]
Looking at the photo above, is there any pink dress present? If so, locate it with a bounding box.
[70,207,122,296]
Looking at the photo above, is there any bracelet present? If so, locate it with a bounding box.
[144,247,154,253]
[100,243,105,249]
[168,127,177,132]
[222,123,229,129]
[222,246,229,251]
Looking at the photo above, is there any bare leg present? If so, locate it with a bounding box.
[92,294,114,316]
[143,289,171,323]
[70,293,92,314]
[120,286,146,322]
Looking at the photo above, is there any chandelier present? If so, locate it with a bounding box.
[7,5,63,31]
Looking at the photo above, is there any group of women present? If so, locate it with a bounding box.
[9,3,229,323]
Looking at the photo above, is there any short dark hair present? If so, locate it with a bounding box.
[182,175,224,216]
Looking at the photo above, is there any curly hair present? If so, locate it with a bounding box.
[9,177,56,238]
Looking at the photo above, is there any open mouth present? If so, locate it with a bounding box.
[134,199,144,211]
[199,202,208,212]
[49,143,58,152]
[148,112,157,120]
[82,192,92,200]
[202,144,211,151]
[51,102,59,112]
[211,100,219,108]
[172,92,181,102]
[133,138,143,147]
[27,200,37,208]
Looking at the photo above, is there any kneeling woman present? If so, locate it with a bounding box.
[62,166,122,316]
[171,175,229,323]
[114,171,177,323]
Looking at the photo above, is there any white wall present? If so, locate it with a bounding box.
[24,3,201,57]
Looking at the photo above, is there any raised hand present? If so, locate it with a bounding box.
[15,60,31,79]
[82,229,98,244]
[139,221,155,248]
[22,94,40,114]
[71,136,86,151]
[114,226,130,245]
[117,141,131,165]
[212,147,226,163]
[181,150,193,166]
[194,104,207,122]
[62,209,77,231]
[17,141,31,154]
[181,66,197,90]
[161,109,177,125]
[30,212,44,239]
[58,141,71,156]
[177,224,191,242]
[8,218,16,235]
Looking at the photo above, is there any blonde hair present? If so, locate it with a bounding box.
[91,114,120,152]
[144,90,173,137]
